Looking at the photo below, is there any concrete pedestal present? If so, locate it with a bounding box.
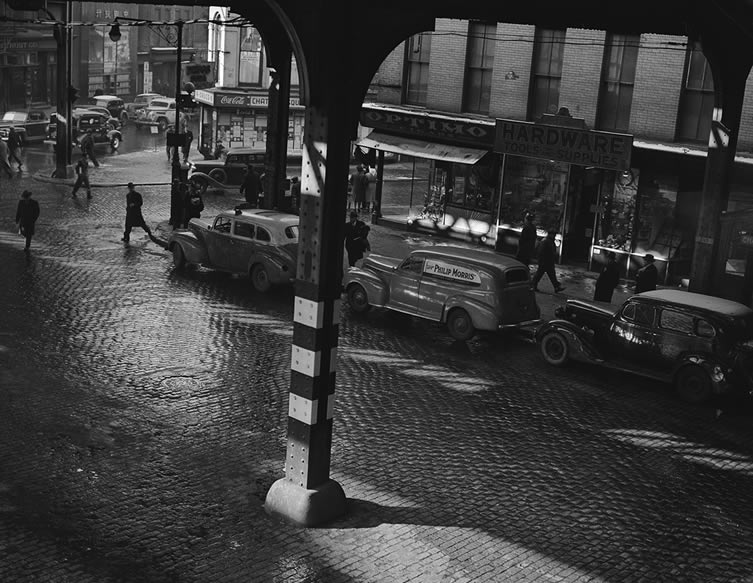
[264,478,346,527]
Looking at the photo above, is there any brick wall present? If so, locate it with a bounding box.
[630,34,685,141]
[371,43,405,105]
[559,29,605,127]
[488,23,534,121]
[426,19,468,113]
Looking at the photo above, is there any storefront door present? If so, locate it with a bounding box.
[563,166,600,263]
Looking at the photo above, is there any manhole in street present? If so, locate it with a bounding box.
[159,376,202,397]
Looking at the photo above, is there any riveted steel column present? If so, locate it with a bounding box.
[264,102,350,526]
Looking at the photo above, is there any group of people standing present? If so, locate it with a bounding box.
[515,211,659,302]
[349,164,374,213]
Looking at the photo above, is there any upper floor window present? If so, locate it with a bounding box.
[239,27,263,85]
[529,28,565,120]
[462,22,496,115]
[596,33,639,132]
[676,42,714,143]
[404,33,432,106]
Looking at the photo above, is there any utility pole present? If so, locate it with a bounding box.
[52,1,73,178]
[168,20,185,225]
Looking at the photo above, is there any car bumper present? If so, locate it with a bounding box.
[499,318,542,330]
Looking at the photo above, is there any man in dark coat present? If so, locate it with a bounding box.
[182,182,204,228]
[635,253,658,293]
[16,190,40,251]
[532,229,565,293]
[7,127,22,170]
[122,182,158,244]
[79,130,99,167]
[344,210,370,267]
[72,156,91,199]
[240,165,263,208]
[594,251,621,302]
[515,212,537,266]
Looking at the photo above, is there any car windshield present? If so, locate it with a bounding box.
[3,112,27,121]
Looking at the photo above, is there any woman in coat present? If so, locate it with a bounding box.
[594,251,620,302]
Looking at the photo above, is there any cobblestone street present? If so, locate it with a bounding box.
[0,150,752,582]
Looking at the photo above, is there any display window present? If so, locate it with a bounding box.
[447,154,498,213]
[633,173,681,259]
[499,155,568,231]
[595,168,638,252]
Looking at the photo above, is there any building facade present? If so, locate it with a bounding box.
[365,20,753,290]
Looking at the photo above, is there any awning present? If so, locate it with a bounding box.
[356,131,487,165]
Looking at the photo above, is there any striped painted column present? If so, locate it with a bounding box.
[265,103,349,526]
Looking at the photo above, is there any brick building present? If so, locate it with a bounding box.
[363,19,753,287]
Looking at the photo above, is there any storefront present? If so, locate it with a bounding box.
[0,31,57,110]
[193,87,305,155]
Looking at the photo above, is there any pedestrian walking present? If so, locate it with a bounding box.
[515,212,537,266]
[240,165,263,208]
[15,190,40,251]
[122,182,158,244]
[182,182,204,228]
[0,137,14,178]
[532,229,565,293]
[182,129,194,163]
[634,253,658,294]
[594,251,621,302]
[72,156,92,199]
[344,210,370,267]
[350,165,369,212]
[289,176,301,214]
[80,130,99,167]
[7,127,23,170]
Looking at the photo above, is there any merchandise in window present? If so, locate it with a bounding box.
[595,169,638,252]
[447,155,498,212]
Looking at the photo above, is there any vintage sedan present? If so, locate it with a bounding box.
[168,208,299,293]
[536,289,753,403]
[188,148,267,194]
[0,109,49,144]
[343,246,541,341]
[46,111,123,151]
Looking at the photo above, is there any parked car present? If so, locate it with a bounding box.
[123,93,164,123]
[188,148,267,194]
[135,97,176,131]
[0,109,50,144]
[73,106,120,130]
[89,95,126,122]
[168,208,299,293]
[46,110,123,151]
[536,289,753,403]
[342,246,541,341]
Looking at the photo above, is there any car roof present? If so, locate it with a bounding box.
[412,246,527,271]
[150,97,175,104]
[635,290,753,318]
[219,208,299,226]
[94,95,122,101]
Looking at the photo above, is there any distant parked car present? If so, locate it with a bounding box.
[167,208,299,293]
[0,109,49,144]
[188,148,267,194]
[73,106,120,130]
[536,289,753,403]
[123,93,164,123]
[89,95,126,122]
[342,246,541,341]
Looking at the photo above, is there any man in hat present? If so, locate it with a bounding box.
[635,253,658,294]
[532,229,565,293]
[122,182,159,245]
[16,190,40,251]
[516,211,537,267]
[344,210,370,267]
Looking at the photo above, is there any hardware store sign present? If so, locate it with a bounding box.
[495,119,632,170]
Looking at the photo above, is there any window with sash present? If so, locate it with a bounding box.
[529,28,565,120]
[462,22,496,115]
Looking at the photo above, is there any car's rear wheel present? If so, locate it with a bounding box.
[172,244,186,270]
[110,136,121,150]
[447,308,475,341]
[675,365,713,403]
[209,168,227,184]
[347,284,370,313]
[540,331,569,366]
[251,264,272,293]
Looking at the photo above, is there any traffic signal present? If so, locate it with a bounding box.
[178,81,197,108]
[68,86,79,104]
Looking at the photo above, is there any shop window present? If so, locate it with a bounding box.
[447,155,498,213]
[634,173,682,260]
[239,27,263,85]
[499,156,568,232]
[595,169,638,252]
[596,33,639,133]
[404,33,432,106]
[529,28,565,120]
[676,42,714,143]
[462,22,496,115]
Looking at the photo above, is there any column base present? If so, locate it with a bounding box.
[264,477,346,527]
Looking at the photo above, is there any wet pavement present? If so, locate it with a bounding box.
[0,147,751,582]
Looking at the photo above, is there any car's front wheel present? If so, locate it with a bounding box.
[172,244,186,270]
[347,284,370,313]
[209,168,227,184]
[540,331,569,366]
[675,365,713,403]
[251,264,272,293]
[157,118,168,132]
[110,136,121,150]
[447,308,475,341]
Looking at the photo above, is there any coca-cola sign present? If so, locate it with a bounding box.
[219,95,250,107]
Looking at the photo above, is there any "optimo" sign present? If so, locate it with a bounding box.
[494,119,632,170]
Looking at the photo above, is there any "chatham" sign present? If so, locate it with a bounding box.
[494,119,632,170]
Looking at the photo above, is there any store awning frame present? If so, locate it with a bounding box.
[357,131,488,165]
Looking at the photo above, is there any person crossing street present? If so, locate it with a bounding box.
[122,182,159,245]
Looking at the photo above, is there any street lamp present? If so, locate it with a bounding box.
[109,23,120,94]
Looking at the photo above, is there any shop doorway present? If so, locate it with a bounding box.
[563,166,601,263]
